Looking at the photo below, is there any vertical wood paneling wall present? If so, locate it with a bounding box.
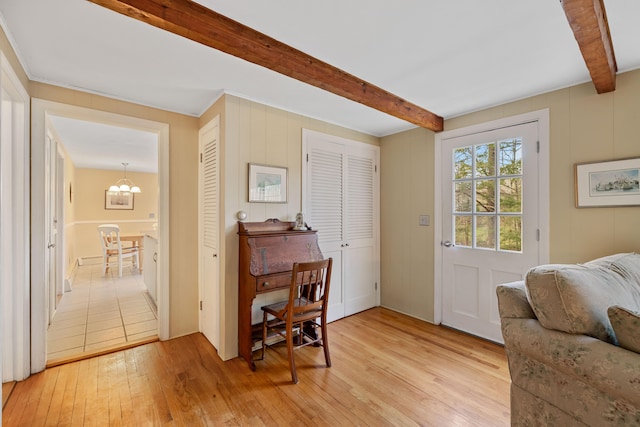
[213,94,379,360]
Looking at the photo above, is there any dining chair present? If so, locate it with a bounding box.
[260,258,333,384]
[97,224,139,277]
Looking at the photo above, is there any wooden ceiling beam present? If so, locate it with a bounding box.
[561,0,617,93]
[87,0,444,132]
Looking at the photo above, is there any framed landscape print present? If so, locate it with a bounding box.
[248,163,288,203]
[575,158,640,207]
[105,190,134,210]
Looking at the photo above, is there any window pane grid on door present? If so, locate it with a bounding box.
[452,137,523,252]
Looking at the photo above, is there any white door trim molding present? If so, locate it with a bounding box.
[434,109,549,325]
[0,51,30,382]
[30,99,170,373]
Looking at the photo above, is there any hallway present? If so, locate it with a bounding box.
[46,263,158,365]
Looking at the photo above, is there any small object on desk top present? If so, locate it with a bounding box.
[293,212,306,230]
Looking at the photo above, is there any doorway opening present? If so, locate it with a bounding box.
[31,99,170,372]
[45,115,160,365]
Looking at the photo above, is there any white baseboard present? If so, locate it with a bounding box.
[77,256,102,266]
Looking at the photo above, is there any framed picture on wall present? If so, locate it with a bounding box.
[105,190,134,210]
[575,157,640,207]
[248,163,288,203]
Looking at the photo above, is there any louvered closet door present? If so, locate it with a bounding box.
[199,117,220,349]
[307,138,345,322]
[344,145,378,316]
[303,129,380,322]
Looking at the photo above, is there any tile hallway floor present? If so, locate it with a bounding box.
[47,263,157,362]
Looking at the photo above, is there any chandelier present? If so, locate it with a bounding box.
[107,162,141,195]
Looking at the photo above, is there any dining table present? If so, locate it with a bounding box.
[120,234,144,272]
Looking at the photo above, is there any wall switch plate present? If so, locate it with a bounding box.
[419,215,430,226]
[149,213,155,219]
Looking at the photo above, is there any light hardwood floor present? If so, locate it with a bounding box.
[2,307,511,426]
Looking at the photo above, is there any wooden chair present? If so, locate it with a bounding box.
[97,224,139,277]
[260,258,333,384]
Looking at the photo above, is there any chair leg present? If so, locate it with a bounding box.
[118,254,123,278]
[261,311,268,361]
[287,323,298,384]
[321,321,331,368]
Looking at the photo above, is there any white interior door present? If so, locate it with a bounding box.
[46,133,58,324]
[55,147,65,297]
[305,137,345,322]
[344,145,379,316]
[441,121,542,343]
[303,129,380,323]
[199,116,220,350]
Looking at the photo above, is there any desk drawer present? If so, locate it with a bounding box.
[256,274,290,293]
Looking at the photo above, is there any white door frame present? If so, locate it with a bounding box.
[55,144,66,298]
[434,109,550,325]
[31,99,170,373]
[45,131,57,325]
[0,52,30,382]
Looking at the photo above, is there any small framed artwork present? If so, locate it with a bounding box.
[105,190,135,210]
[575,158,640,207]
[248,163,288,203]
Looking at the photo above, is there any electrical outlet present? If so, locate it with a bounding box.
[419,215,430,226]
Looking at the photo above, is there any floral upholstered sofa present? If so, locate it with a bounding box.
[497,253,640,426]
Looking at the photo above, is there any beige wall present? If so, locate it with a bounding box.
[73,168,158,258]
[380,127,436,321]
[381,69,640,323]
[213,94,379,359]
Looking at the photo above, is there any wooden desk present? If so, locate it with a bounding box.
[120,234,144,271]
[238,219,323,370]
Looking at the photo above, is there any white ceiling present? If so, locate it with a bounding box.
[48,115,158,173]
[1,1,639,172]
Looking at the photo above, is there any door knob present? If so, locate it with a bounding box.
[443,241,455,248]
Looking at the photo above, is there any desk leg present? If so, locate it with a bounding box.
[238,298,256,371]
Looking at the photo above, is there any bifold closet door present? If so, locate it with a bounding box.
[303,129,380,322]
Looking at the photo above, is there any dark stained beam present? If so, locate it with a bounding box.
[87,0,444,132]
[561,0,617,93]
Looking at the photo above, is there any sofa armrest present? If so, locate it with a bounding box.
[502,317,640,409]
[496,281,536,319]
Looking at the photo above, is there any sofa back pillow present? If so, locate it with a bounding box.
[525,253,640,343]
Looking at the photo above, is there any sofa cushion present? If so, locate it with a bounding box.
[608,305,640,354]
[525,253,640,343]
